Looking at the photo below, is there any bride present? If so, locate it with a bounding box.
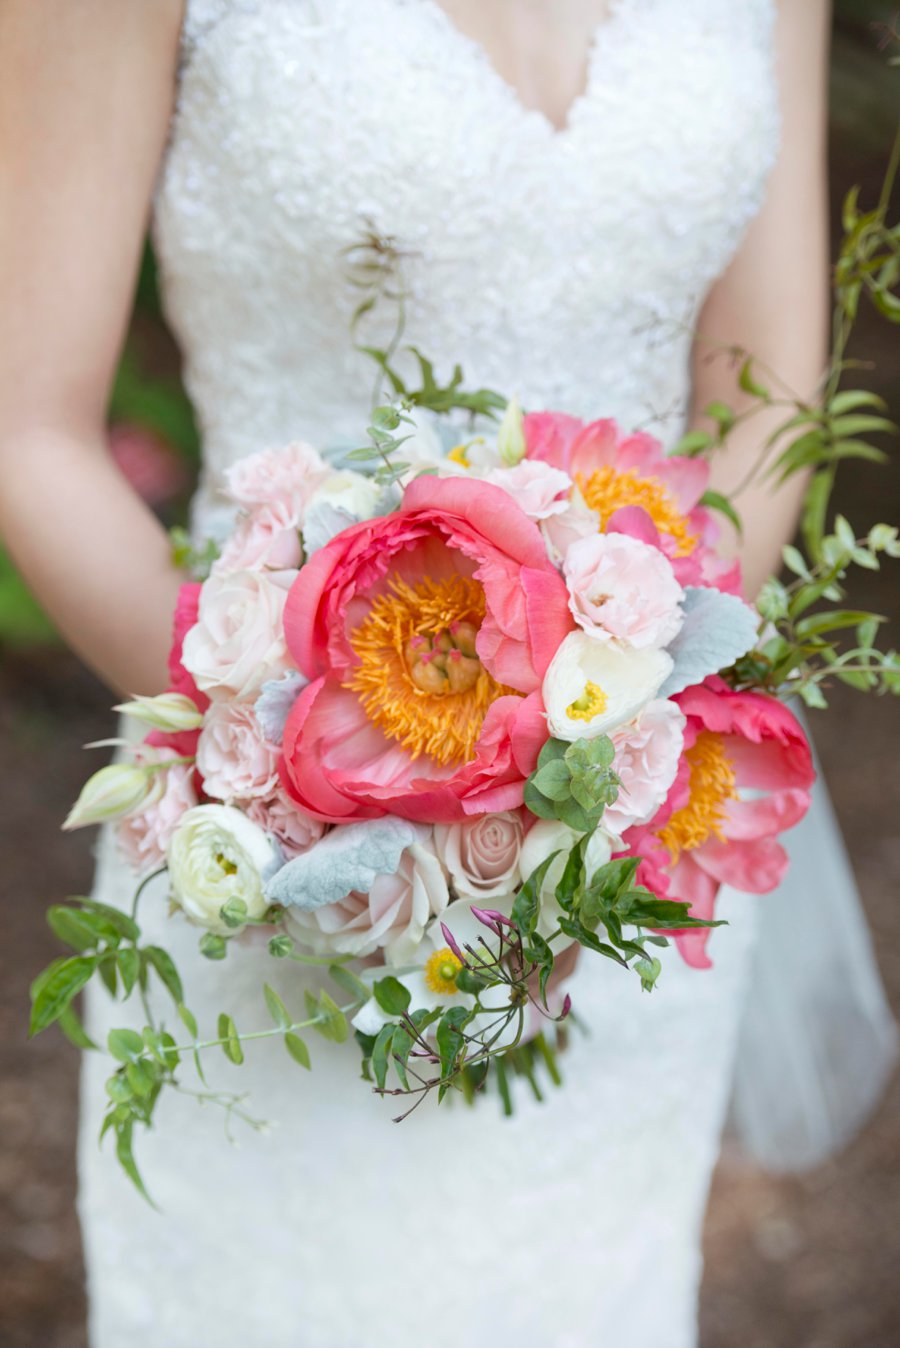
[1,1,894,1344]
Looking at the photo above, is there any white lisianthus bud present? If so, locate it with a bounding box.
[113,691,204,733]
[542,632,673,741]
[167,804,278,935]
[63,763,157,831]
[497,394,526,466]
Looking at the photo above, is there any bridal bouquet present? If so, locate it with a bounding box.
[34,362,877,1195]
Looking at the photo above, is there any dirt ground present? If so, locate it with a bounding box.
[1,24,898,1348]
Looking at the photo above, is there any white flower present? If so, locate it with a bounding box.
[167,804,278,934]
[542,632,673,741]
[303,470,382,553]
[63,762,157,831]
[433,811,524,900]
[113,691,204,734]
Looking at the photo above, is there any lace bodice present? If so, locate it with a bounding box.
[153,0,779,533]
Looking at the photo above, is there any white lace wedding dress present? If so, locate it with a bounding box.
[76,2,894,1345]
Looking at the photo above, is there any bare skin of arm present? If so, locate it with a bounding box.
[0,0,186,697]
[692,0,831,599]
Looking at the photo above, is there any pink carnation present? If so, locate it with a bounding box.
[224,442,331,514]
[563,532,684,650]
[117,753,198,873]
[280,475,573,823]
[196,703,281,802]
[604,700,686,840]
[213,501,303,576]
[624,677,815,968]
[245,788,325,859]
[484,460,573,521]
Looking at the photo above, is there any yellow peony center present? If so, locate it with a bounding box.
[424,947,463,996]
[344,573,516,767]
[566,681,608,723]
[577,465,699,557]
[656,731,738,862]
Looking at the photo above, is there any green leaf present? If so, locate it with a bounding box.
[373,977,411,1017]
[117,947,140,997]
[46,905,106,952]
[144,946,184,1005]
[674,430,714,457]
[57,1004,98,1051]
[781,544,811,579]
[114,1117,157,1208]
[107,1027,145,1062]
[284,1032,311,1069]
[263,983,291,1029]
[217,1013,244,1065]
[97,954,118,997]
[126,1059,157,1097]
[371,1023,395,1090]
[737,357,770,401]
[530,758,572,801]
[76,898,139,942]
[390,1024,414,1090]
[554,835,588,913]
[436,1005,469,1084]
[512,850,561,935]
[317,991,349,1043]
[29,955,97,1036]
[828,389,886,415]
[704,400,736,433]
[328,963,372,1003]
[536,737,568,770]
[698,490,742,536]
[177,1002,198,1038]
[522,777,559,821]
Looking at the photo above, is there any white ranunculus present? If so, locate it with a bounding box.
[434,811,524,901]
[167,804,278,934]
[542,632,673,741]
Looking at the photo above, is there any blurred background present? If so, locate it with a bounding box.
[1,4,898,1345]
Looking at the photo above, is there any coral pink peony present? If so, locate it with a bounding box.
[523,413,742,595]
[279,475,573,823]
[624,677,815,968]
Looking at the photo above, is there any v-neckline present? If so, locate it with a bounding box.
[416,0,630,139]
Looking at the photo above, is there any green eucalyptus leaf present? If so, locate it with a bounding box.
[263,983,291,1029]
[284,1032,311,1069]
[217,1013,244,1065]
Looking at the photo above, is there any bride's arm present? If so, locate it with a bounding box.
[0,0,186,696]
[691,0,831,599]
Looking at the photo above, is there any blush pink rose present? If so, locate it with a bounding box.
[434,810,525,900]
[603,699,686,840]
[213,501,303,576]
[196,703,281,802]
[624,676,815,969]
[181,569,294,704]
[484,461,573,521]
[224,442,332,514]
[283,841,449,964]
[117,752,198,873]
[563,532,685,650]
[244,788,324,858]
[280,475,573,823]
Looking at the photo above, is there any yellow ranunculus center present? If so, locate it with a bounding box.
[656,731,738,861]
[424,947,463,995]
[577,465,699,556]
[344,574,515,767]
[446,444,470,467]
[566,681,608,723]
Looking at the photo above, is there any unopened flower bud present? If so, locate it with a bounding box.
[497,394,526,466]
[63,763,154,831]
[114,691,204,733]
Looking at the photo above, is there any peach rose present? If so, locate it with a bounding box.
[433,810,525,900]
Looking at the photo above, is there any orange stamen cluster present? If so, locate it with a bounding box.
[345,573,515,767]
[577,465,699,556]
[656,731,738,862]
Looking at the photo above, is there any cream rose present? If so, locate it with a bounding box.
[181,569,293,703]
[433,811,525,900]
[283,841,448,965]
[167,804,278,934]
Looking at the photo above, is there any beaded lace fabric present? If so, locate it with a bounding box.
[78,3,780,1344]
